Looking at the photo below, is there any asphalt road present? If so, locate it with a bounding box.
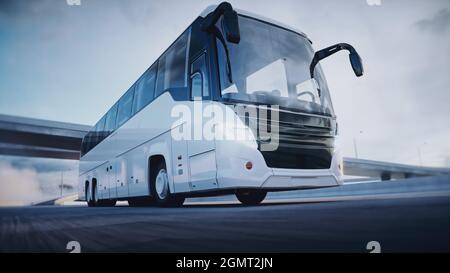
[1,194,450,253]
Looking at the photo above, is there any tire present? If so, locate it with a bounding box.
[86,183,96,207]
[92,182,99,204]
[151,161,185,207]
[128,198,154,207]
[235,190,267,206]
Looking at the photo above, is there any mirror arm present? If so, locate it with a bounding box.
[201,2,234,32]
[200,2,237,83]
[212,26,234,83]
[309,43,357,78]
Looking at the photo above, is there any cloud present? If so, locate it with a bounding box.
[5,156,77,173]
[415,8,450,33]
[0,158,78,206]
[0,161,45,206]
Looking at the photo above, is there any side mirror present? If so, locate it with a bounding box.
[201,2,240,44]
[349,51,364,77]
[310,43,364,78]
[223,8,240,43]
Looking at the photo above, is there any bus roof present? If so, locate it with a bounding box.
[199,5,310,41]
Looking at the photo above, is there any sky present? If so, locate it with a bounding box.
[0,0,450,169]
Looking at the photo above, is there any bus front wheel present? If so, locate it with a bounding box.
[236,190,267,206]
[151,162,185,207]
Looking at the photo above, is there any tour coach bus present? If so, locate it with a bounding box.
[79,2,364,207]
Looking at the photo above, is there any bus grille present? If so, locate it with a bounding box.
[240,108,335,170]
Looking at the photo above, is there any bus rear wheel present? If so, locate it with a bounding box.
[86,182,97,207]
[236,190,267,206]
[151,162,185,207]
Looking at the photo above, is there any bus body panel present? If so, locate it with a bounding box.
[170,125,191,193]
[126,143,150,197]
[79,93,183,200]
[96,161,108,199]
[185,101,218,191]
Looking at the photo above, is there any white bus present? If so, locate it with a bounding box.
[79,2,364,207]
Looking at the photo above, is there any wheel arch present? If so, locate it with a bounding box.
[148,154,174,194]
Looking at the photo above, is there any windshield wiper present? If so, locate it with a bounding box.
[212,26,234,83]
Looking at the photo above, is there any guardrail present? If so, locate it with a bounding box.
[343,157,450,180]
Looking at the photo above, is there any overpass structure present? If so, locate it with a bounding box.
[343,157,450,180]
[0,114,449,180]
[0,114,90,160]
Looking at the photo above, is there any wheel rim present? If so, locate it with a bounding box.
[155,169,169,200]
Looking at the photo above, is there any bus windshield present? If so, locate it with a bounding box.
[216,15,334,116]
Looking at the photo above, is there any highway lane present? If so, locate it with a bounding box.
[1,194,450,253]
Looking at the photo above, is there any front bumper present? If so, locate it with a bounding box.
[260,168,340,190]
[215,139,343,191]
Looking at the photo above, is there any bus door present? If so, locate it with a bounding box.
[187,52,218,191]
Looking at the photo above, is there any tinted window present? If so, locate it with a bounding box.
[191,54,209,97]
[95,116,107,144]
[81,136,88,156]
[155,30,189,97]
[190,73,202,100]
[82,103,117,157]
[83,116,105,155]
[105,103,118,134]
[116,86,135,128]
[84,131,96,155]
[133,64,157,114]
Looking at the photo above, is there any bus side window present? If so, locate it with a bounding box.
[85,131,95,155]
[155,30,189,98]
[105,103,118,135]
[191,73,202,101]
[94,116,106,146]
[81,136,88,156]
[116,86,135,128]
[190,53,209,98]
[133,64,157,114]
